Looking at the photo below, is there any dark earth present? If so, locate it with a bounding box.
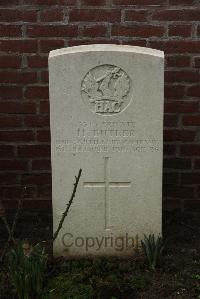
[0,209,200,299]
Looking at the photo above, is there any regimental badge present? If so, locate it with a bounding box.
[81,64,131,115]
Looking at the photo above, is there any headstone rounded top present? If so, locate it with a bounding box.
[49,44,164,59]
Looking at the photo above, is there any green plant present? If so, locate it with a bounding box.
[42,274,95,299]
[92,257,108,276]
[141,234,164,271]
[130,275,151,290]
[7,241,47,299]
[1,170,82,299]
[0,187,25,262]
[192,274,200,297]
[192,274,200,280]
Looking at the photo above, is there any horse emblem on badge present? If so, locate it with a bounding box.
[81,64,131,115]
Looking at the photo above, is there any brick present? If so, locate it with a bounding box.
[112,0,165,4]
[0,102,36,114]
[165,85,185,99]
[40,8,64,22]
[0,25,22,37]
[0,87,22,99]
[69,9,121,22]
[169,0,195,4]
[0,9,37,22]
[40,101,49,113]
[164,129,195,142]
[0,40,38,53]
[68,39,120,46]
[24,115,49,127]
[82,25,107,37]
[194,57,200,68]
[0,160,28,171]
[0,145,15,157]
[184,200,200,213]
[181,173,200,184]
[0,56,22,68]
[25,86,49,99]
[194,159,200,169]
[41,71,49,83]
[181,145,200,156]
[168,25,192,37]
[3,186,35,199]
[163,144,176,155]
[121,40,147,47]
[163,185,194,198]
[58,0,77,6]
[112,25,165,37]
[152,9,200,21]
[150,41,200,54]
[0,0,20,5]
[182,115,200,126]
[21,174,51,184]
[0,174,17,185]
[0,116,22,128]
[187,86,200,97]
[81,0,106,5]
[163,172,179,184]
[0,71,37,84]
[32,159,51,170]
[39,39,64,53]
[1,199,52,211]
[37,184,52,198]
[27,25,78,37]
[165,101,198,113]
[164,158,191,169]
[37,130,50,142]
[27,55,48,68]
[23,0,76,4]
[124,10,148,22]
[18,145,51,158]
[0,130,35,142]
[165,71,200,83]
[164,114,178,127]
[195,187,200,197]
[166,55,190,68]
[163,199,181,212]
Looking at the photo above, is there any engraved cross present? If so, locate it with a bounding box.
[83,157,131,229]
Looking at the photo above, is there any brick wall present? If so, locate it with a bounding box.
[0,0,200,212]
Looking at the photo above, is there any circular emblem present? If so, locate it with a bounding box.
[81,64,131,115]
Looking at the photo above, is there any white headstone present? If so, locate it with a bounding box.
[49,44,164,257]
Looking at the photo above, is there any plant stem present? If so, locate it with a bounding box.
[1,217,15,243]
[52,168,82,242]
[0,187,26,262]
[10,186,26,241]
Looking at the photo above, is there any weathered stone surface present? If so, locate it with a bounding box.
[49,44,164,257]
